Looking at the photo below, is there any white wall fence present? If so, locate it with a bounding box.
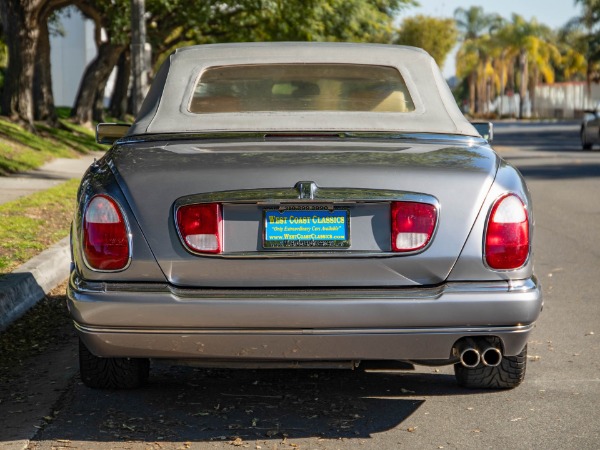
[534,82,600,119]
[464,82,599,119]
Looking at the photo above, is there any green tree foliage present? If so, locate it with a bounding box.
[145,0,414,70]
[0,38,6,69]
[556,26,588,81]
[0,9,4,91]
[0,0,415,127]
[573,0,600,82]
[395,15,458,69]
[0,36,7,90]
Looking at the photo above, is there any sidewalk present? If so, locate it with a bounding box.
[0,152,103,205]
[0,152,104,330]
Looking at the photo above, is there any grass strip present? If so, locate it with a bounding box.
[0,115,105,175]
[0,179,79,274]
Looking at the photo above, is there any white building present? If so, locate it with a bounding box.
[50,8,97,107]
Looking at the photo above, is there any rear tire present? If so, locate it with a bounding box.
[581,128,592,150]
[79,339,150,389]
[454,342,527,389]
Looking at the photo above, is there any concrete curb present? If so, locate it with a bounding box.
[0,237,70,331]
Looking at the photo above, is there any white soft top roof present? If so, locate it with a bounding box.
[130,42,478,137]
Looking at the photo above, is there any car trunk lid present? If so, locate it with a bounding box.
[108,137,498,287]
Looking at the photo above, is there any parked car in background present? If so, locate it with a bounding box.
[581,106,600,149]
[68,42,542,390]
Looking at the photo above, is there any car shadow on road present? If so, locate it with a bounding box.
[32,364,495,445]
[493,124,579,150]
[517,163,600,179]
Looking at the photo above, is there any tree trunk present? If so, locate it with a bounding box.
[109,49,131,120]
[476,65,485,116]
[530,68,538,119]
[33,17,58,125]
[0,0,40,129]
[500,71,505,118]
[92,79,108,123]
[468,71,476,116]
[131,0,149,115]
[518,50,528,119]
[71,42,124,125]
[485,78,491,115]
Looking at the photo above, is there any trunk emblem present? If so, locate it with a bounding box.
[296,181,318,200]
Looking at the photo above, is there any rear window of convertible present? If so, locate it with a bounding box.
[189,64,415,114]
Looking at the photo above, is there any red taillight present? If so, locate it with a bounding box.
[485,194,529,270]
[83,195,130,270]
[176,203,222,254]
[391,202,437,252]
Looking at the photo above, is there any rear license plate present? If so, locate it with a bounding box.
[263,206,350,249]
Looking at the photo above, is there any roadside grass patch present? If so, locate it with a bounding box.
[37,120,105,155]
[0,179,79,274]
[0,116,105,175]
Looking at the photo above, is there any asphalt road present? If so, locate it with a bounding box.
[3,121,600,450]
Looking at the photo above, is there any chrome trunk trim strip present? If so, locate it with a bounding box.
[115,131,488,146]
[174,187,439,206]
[71,272,537,298]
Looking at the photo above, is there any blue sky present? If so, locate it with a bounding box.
[397,0,582,76]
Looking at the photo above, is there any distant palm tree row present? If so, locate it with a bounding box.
[454,6,590,118]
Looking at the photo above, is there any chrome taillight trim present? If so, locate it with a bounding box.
[482,193,531,272]
[390,201,439,253]
[81,194,133,273]
[174,203,224,256]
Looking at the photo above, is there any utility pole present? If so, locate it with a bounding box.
[131,0,148,115]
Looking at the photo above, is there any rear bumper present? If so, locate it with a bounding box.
[67,273,542,361]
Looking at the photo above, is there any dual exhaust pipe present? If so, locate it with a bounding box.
[455,338,503,368]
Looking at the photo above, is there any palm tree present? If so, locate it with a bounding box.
[497,14,560,118]
[556,26,587,81]
[459,35,495,115]
[572,0,600,85]
[454,6,502,40]
[454,6,503,115]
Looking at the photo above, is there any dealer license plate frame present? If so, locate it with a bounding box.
[262,205,350,249]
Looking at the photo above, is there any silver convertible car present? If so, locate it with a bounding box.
[68,42,542,390]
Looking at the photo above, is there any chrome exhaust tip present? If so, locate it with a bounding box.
[480,344,503,367]
[456,340,481,368]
